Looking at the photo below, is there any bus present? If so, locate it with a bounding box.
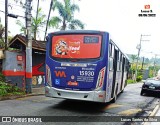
[45,30,130,103]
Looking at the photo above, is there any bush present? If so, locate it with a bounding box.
[0,81,25,96]
[136,75,142,82]
[127,79,135,84]
[0,87,7,96]
[0,73,5,82]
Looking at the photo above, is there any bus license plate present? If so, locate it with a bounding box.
[149,86,155,89]
[67,81,78,86]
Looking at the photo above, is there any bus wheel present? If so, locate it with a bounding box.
[121,89,124,93]
[111,86,118,103]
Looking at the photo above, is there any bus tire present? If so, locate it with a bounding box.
[121,89,124,93]
[111,85,118,103]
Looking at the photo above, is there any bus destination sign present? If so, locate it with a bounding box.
[84,36,99,43]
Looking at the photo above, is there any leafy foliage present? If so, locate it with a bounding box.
[49,0,85,30]
[16,20,26,35]
[127,79,135,84]
[0,18,5,48]
[16,7,46,40]
[0,81,25,96]
[130,54,137,63]
[31,8,46,39]
[0,73,5,82]
[136,75,142,82]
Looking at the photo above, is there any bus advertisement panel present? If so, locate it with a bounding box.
[51,35,102,59]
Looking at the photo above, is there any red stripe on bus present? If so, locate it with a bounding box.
[2,70,25,76]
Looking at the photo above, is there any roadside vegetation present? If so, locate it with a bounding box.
[127,54,160,84]
[0,73,25,97]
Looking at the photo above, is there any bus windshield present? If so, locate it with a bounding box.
[51,34,102,59]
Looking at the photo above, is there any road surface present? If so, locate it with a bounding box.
[0,83,159,125]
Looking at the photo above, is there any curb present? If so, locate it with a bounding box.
[149,104,160,117]
[0,93,44,101]
[142,103,160,125]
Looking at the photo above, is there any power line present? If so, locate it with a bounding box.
[0,9,25,18]
[8,2,25,8]
[0,10,4,13]
[0,1,37,13]
[0,0,24,8]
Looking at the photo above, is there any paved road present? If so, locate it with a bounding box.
[0,83,159,125]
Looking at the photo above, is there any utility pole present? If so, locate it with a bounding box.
[135,34,150,81]
[5,0,8,49]
[153,54,157,77]
[141,56,144,70]
[44,0,53,41]
[135,35,142,82]
[25,0,32,93]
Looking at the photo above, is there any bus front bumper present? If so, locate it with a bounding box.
[45,86,106,102]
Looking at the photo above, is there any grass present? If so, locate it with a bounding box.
[127,79,136,84]
[127,79,143,84]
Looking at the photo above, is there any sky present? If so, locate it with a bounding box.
[0,0,160,58]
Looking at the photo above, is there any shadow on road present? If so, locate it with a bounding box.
[142,93,160,98]
[51,99,110,114]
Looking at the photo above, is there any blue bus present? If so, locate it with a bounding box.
[45,30,130,103]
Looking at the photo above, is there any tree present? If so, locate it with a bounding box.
[32,8,46,39]
[0,18,12,48]
[49,0,84,30]
[14,0,46,40]
[130,54,137,64]
[16,20,26,35]
[130,54,138,80]
[0,18,5,48]
[16,8,46,40]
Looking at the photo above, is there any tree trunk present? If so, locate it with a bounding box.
[62,19,66,30]
[34,31,36,40]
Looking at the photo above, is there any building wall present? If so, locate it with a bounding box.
[2,50,45,89]
[2,51,25,89]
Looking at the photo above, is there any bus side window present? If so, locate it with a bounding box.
[109,43,112,57]
[125,59,127,71]
[109,58,113,71]
[117,51,119,61]
[109,43,113,70]
[109,40,114,57]
[119,53,122,71]
[117,50,120,71]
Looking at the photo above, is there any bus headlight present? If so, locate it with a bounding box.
[96,67,106,90]
[46,64,52,87]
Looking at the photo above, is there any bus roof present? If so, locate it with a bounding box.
[49,30,109,35]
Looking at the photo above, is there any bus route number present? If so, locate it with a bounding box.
[79,71,94,77]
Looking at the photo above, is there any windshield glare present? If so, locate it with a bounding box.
[146,79,160,84]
